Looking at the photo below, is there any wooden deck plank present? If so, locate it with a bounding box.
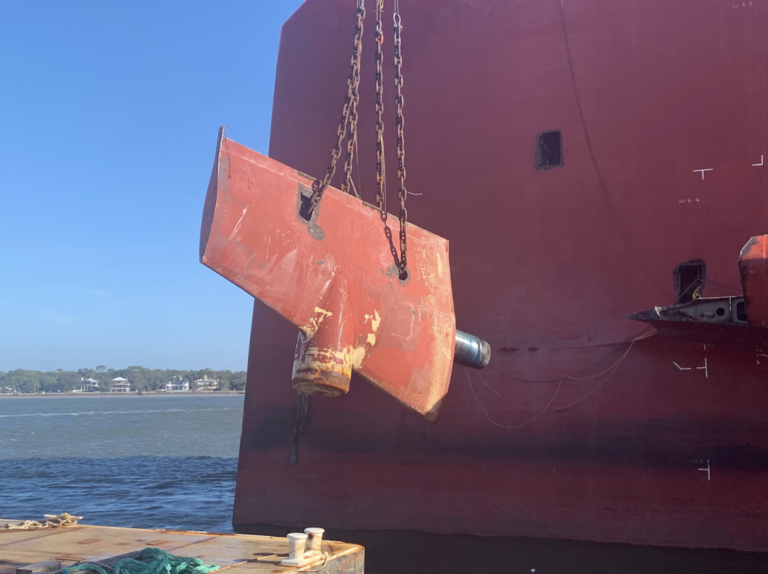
[0,525,363,574]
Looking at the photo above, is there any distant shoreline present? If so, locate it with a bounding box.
[0,391,245,399]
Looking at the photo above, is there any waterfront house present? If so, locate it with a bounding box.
[74,377,100,393]
[110,377,131,393]
[165,377,189,392]
[194,376,219,391]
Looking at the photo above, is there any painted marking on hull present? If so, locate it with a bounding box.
[753,154,764,167]
[696,357,708,378]
[693,168,713,180]
[673,358,708,377]
[698,459,711,481]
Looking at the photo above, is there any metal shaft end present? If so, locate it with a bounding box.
[454,330,491,369]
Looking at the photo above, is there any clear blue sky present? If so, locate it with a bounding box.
[0,0,304,372]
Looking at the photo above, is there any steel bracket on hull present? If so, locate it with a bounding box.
[629,235,768,346]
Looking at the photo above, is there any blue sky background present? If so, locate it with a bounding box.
[0,0,304,371]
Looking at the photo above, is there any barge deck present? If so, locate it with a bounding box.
[0,522,363,574]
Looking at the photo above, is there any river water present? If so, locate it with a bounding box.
[2,394,767,573]
[0,395,242,532]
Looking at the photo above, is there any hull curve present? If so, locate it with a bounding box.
[233,0,768,555]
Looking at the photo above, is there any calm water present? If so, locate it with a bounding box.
[0,395,242,532]
[2,395,767,573]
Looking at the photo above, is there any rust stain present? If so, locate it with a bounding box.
[200,131,456,418]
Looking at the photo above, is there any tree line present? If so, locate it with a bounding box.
[0,366,247,394]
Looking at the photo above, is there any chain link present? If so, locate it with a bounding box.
[393,6,408,278]
[308,1,366,214]
[374,1,386,221]
[341,2,366,197]
[307,0,408,282]
[376,1,409,279]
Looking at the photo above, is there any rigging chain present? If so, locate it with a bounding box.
[375,1,387,221]
[341,1,366,197]
[308,0,366,213]
[376,0,409,280]
[310,0,410,281]
[393,0,408,279]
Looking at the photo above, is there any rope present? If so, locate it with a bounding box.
[466,368,562,431]
[2,512,82,530]
[539,338,637,413]
[474,369,551,413]
[488,328,653,383]
[63,548,219,574]
[701,278,741,295]
[467,335,641,430]
[303,552,331,572]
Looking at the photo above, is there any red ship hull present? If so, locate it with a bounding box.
[232,0,768,555]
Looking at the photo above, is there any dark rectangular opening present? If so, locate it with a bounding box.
[298,193,313,222]
[736,300,747,323]
[674,260,705,304]
[536,131,563,169]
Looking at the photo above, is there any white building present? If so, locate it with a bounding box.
[110,377,131,393]
[165,377,189,392]
[194,376,219,391]
[74,377,100,393]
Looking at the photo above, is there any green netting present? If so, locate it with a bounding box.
[63,547,220,574]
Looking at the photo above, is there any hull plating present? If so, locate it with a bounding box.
[233,0,768,551]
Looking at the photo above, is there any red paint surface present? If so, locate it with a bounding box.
[740,235,768,328]
[200,131,455,417]
[231,0,768,551]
